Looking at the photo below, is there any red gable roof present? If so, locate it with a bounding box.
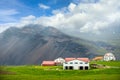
[65,58,76,62]
[77,58,90,62]
[92,56,103,61]
[41,61,55,66]
[65,58,90,62]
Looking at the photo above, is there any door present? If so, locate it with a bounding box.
[85,66,88,70]
[79,66,83,70]
[65,66,68,70]
[69,66,73,70]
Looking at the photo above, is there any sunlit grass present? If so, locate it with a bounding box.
[90,61,120,67]
[0,61,120,80]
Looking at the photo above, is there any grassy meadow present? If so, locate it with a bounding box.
[0,61,120,80]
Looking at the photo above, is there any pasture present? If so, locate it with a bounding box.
[0,61,120,80]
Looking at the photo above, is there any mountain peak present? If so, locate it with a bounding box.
[0,24,119,65]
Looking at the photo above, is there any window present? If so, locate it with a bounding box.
[70,62,73,64]
[85,62,88,64]
[80,62,83,64]
[75,62,78,64]
[65,62,68,64]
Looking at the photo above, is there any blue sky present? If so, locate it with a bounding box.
[0,0,100,23]
[0,0,120,37]
[0,0,76,23]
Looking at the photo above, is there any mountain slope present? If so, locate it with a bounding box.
[0,25,109,65]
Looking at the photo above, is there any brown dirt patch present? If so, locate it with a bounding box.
[0,70,16,75]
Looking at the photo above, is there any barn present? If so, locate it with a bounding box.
[63,58,90,70]
[41,61,56,66]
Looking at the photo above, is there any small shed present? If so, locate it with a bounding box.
[41,61,56,66]
[104,53,116,61]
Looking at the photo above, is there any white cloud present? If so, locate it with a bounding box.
[36,0,120,34]
[0,9,19,22]
[0,0,120,35]
[38,3,50,9]
[19,15,36,26]
[0,23,17,33]
[72,0,98,4]
[0,9,18,16]
[68,3,76,12]
[0,15,36,33]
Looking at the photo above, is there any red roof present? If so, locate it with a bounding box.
[65,58,76,62]
[41,61,55,66]
[77,58,90,62]
[65,58,90,62]
[92,57,103,61]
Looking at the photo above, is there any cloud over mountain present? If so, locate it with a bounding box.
[0,0,120,35]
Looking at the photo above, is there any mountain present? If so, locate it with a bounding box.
[0,24,118,65]
[62,24,120,60]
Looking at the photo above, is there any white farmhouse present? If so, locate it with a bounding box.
[63,58,90,70]
[104,53,116,61]
[54,57,65,65]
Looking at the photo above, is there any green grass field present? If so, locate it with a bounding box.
[0,61,120,80]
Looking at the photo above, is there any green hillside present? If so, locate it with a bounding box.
[0,61,120,80]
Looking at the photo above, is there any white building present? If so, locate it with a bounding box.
[63,58,90,70]
[104,53,116,61]
[54,57,65,65]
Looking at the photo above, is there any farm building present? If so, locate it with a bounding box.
[104,53,116,61]
[41,61,56,66]
[54,57,65,65]
[63,58,90,70]
[92,56,103,61]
